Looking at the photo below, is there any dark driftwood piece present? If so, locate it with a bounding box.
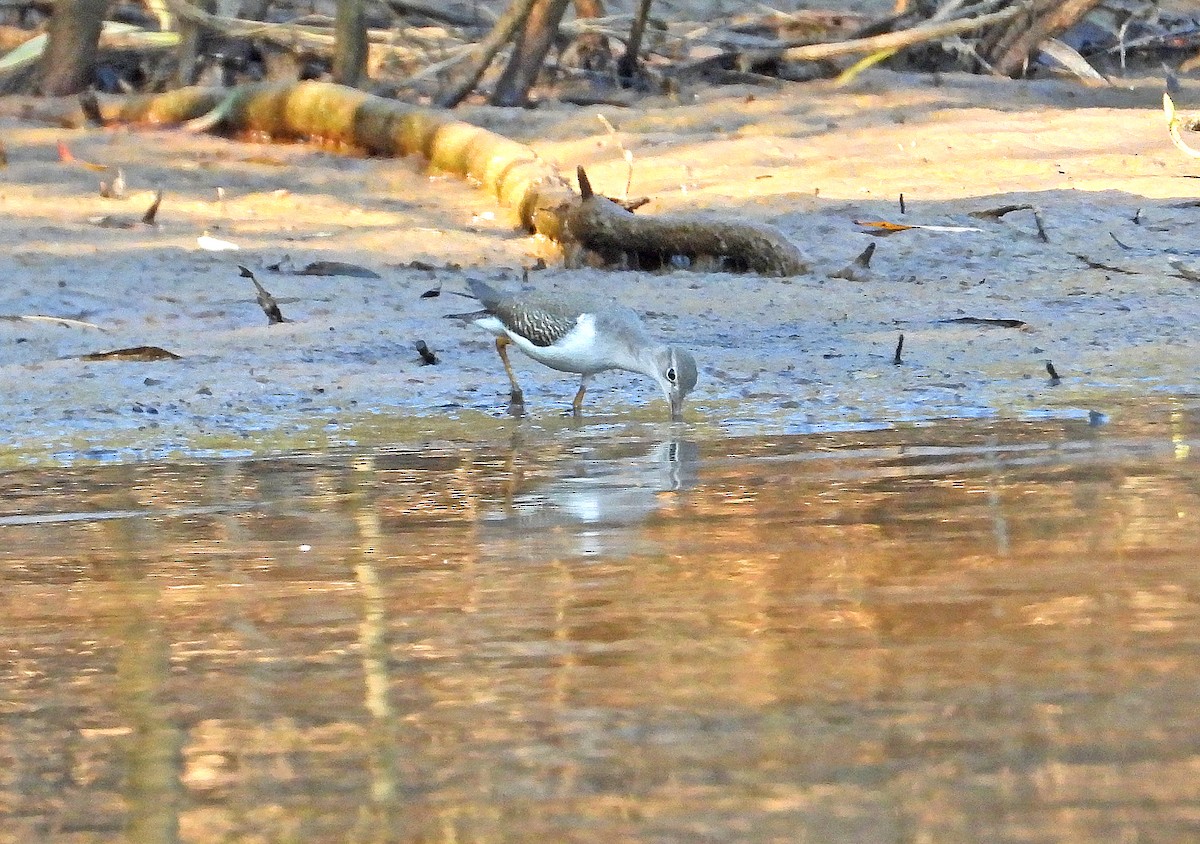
[98,80,808,276]
[568,168,808,275]
[978,0,1103,77]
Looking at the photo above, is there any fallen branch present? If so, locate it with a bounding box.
[732,4,1025,67]
[163,0,443,67]
[98,80,808,275]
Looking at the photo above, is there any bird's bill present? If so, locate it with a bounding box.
[669,394,685,421]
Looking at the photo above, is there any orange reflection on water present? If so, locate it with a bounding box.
[1,411,1199,842]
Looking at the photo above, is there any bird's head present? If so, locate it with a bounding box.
[646,346,698,421]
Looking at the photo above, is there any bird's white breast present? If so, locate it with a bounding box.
[511,313,612,373]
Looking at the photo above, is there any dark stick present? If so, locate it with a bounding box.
[1046,360,1061,384]
[415,339,438,365]
[893,333,904,365]
[898,193,906,214]
[618,0,654,80]
[141,190,163,225]
[238,265,286,325]
[1032,207,1049,243]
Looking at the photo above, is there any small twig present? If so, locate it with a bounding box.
[141,190,163,225]
[1046,360,1061,384]
[238,265,286,325]
[892,333,904,365]
[1031,206,1049,242]
[829,242,875,281]
[415,339,438,365]
[1167,260,1200,282]
[1109,231,1133,250]
[898,193,905,214]
[1073,254,1138,275]
[968,203,1033,220]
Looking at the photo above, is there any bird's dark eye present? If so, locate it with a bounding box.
[667,368,677,383]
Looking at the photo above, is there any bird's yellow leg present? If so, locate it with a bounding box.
[571,375,591,415]
[495,337,524,404]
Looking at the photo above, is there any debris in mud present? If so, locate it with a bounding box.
[856,219,982,236]
[88,214,134,229]
[415,340,438,365]
[967,202,1047,241]
[238,266,286,325]
[266,256,381,278]
[1168,261,1200,283]
[1074,254,1138,275]
[198,233,239,251]
[939,317,1027,329]
[295,261,381,279]
[0,314,104,331]
[98,168,125,199]
[1046,361,1062,385]
[893,334,904,366]
[80,346,182,362]
[141,190,163,226]
[57,141,108,172]
[829,242,875,282]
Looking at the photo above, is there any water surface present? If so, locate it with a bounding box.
[3,407,1200,842]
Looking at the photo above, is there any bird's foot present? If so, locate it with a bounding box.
[506,389,526,418]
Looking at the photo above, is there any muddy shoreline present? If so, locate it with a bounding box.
[1,70,1198,464]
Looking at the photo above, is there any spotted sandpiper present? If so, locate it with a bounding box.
[449,279,698,420]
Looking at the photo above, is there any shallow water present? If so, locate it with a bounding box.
[3,405,1200,843]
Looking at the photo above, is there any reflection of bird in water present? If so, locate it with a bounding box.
[448,279,698,420]
[477,439,699,560]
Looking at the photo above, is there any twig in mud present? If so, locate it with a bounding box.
[238,265,286,325]
[968,203,1033,220]
[893,333,904,365]
[1167,260,1200,282]
[1109,232,1133,250]
[899,193,906,214]
[1073,254,1138,275]
[1132,207,1142,225]
[939,317,1026,328]
[1046,361,1061,385]
[970,204,1048,242]
[1031,206,1049,243]
[141,190,163,225]
[829,242,876,281]
[415,339,438,365]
